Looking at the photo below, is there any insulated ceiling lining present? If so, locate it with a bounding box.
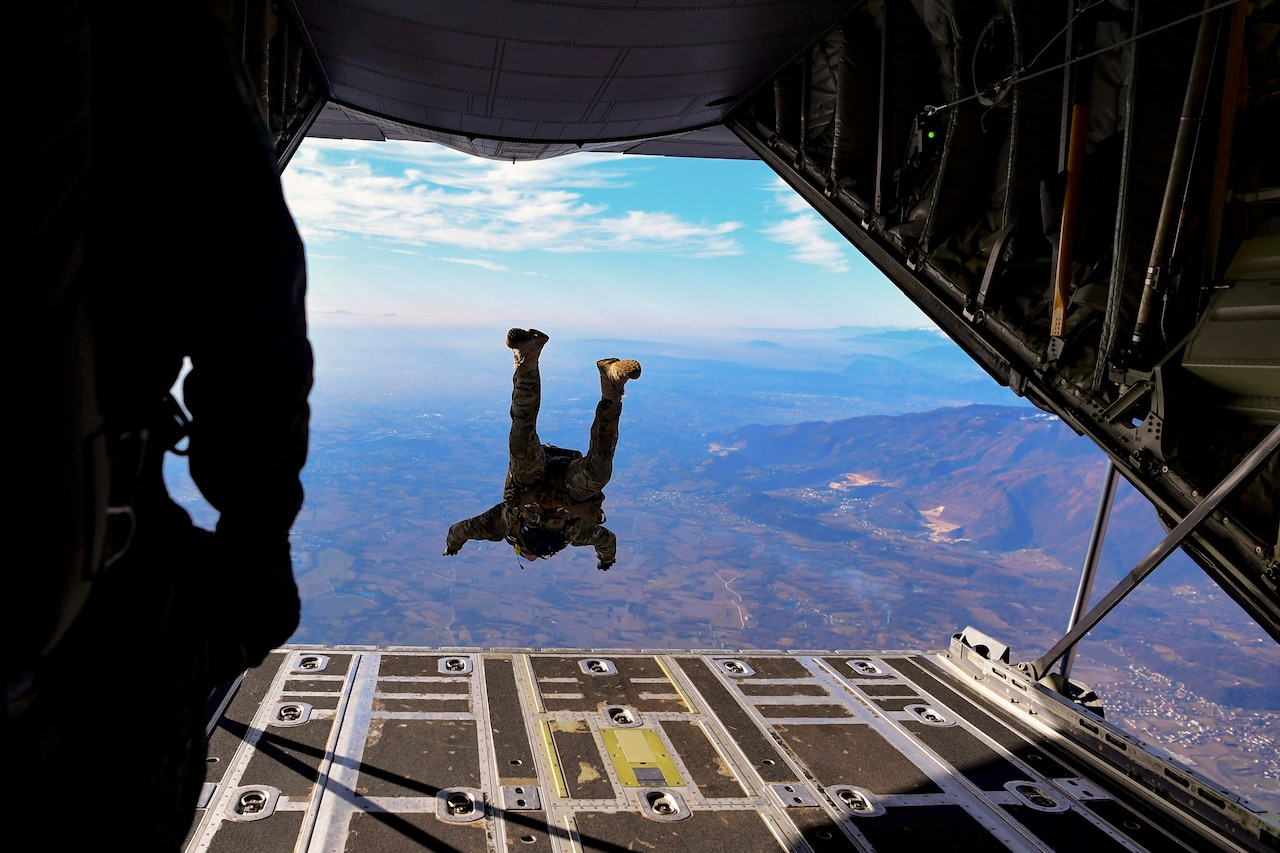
[308,102,757,159]
[296,0,852,159]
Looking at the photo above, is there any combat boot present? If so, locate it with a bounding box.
[507,328,549,369]
[598,358,641,401]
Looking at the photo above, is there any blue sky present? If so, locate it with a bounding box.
[281,139,931,336]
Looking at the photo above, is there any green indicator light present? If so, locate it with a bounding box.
[927,131,936,139]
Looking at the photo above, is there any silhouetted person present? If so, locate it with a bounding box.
[444,329,641,570]
[6,3,312,849]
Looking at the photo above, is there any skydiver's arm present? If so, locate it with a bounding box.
[445,504,507,555]
[568,523,617,571]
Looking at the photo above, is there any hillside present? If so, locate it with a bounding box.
[695,405,1189,577]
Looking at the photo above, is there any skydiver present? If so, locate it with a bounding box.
[444,329,641,570]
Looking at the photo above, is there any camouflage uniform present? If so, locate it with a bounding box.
[446,336,637,570]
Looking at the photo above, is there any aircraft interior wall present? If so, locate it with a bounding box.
[729,0,1280,645]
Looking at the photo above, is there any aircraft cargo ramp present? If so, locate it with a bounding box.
[186,642,1276,853]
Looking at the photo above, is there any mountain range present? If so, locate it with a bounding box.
[692,404,1188,577]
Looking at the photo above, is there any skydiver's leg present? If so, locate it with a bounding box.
[564,358,641,500]
[507,328,549,485]
[565,398,621,498]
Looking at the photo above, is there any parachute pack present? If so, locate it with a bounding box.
[505,444,605,560]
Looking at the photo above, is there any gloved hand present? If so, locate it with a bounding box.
[443,545,459,556]
[597,560,614,572]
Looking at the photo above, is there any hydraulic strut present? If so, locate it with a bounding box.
[1022,422,1280,681]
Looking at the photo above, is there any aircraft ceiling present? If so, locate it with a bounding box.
[297,0,852,160]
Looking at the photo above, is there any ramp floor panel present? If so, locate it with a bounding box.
[182,648,1255,852]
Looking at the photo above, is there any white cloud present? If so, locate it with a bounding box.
[575,210,742,258]
[761,177,816,214]
[283,140,742,258]
[438,257,508,272]
[760,215,850,273]
[759,178,850,273]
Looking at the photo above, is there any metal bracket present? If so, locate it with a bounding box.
[224,786,281,822]
[955,626,1010,663]
[827,785,884,817]
[965,222,1017,321]
[436,788,485,823]
[715,659,755,677]
[637,789,690,822]
[439,655,474,675]
[501,785,541,811]
[773,783,820,807]
[270,701,313,727]
[579,658,617,676]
